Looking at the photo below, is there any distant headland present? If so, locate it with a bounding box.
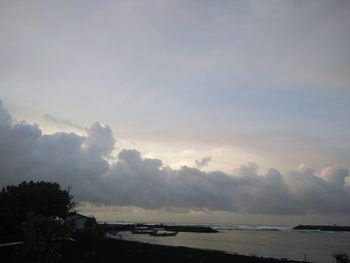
[293,225,350,232]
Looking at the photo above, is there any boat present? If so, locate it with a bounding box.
[149,229,178,236]
[105,232,123,239]
[131,226,155,234]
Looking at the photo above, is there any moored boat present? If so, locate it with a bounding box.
[149,229,178,236]
[131,226,155,234]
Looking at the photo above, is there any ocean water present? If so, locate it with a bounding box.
[116,224,350,263]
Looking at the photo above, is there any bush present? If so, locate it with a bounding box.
[15,213,71,263]
[333,253,350,263]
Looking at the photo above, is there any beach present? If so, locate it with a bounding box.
[0,229,305,263]
[21,237,304,263]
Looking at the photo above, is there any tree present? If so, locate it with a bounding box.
[0,181,75,236]
[15,213,71,263]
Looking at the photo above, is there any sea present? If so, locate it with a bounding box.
[109,223,350,263]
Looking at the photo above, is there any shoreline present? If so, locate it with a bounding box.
[67,237,305,263]
[0,237,306,263]
[100,223,219,233]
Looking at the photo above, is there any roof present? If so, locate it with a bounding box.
[67,212,92,220]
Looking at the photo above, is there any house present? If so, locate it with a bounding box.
[66,212,96,231]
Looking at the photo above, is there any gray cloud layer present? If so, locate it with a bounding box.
[0,100,349,215]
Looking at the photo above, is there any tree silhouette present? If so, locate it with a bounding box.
[0,181,74,236]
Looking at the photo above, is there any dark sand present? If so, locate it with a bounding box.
[62,238,303,263]
[0,237,305,263]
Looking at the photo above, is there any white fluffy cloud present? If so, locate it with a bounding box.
[0,99,349,215]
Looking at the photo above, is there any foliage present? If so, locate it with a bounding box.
[333,253,350,263]
[15,213,71,263]
[0,181,74,235]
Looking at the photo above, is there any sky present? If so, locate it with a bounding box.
[1,0,350,225]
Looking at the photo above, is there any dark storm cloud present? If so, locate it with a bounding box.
[0,100,349,215]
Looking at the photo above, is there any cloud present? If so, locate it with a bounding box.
[42,113,88,132]
[83,122,115,157]
[195,156,212,168]
[0,99,349,215]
